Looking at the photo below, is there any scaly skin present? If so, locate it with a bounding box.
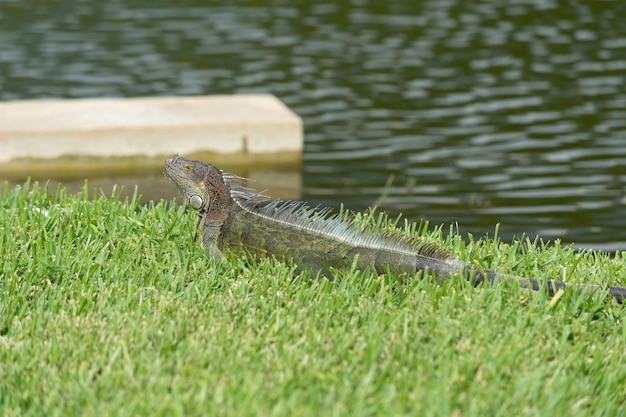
[165,155,626,303]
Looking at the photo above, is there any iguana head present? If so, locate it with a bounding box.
[164,155,232,223]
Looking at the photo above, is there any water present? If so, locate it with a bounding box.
[1,0,626,250]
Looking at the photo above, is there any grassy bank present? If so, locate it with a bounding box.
[1,181,625,416]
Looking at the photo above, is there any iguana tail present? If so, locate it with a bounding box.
[463,262,626,303]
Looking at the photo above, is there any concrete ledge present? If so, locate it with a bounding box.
[0,94,302,164]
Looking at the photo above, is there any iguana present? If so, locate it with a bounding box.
[164,155,626,303]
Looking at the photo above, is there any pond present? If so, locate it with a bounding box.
[2,0,626,250]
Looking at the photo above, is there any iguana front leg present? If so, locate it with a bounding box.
[201,218,224,260]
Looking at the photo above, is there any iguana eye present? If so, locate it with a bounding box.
[189,194,204,209]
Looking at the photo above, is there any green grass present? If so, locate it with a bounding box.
[1,181,625,417]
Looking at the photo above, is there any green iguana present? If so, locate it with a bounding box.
[164,155,626,303]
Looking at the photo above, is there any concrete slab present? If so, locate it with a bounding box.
[0,94,302,163]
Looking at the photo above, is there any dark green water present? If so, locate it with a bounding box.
[2,0,626,250]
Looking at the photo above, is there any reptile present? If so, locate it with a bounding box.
[164,155,626,303]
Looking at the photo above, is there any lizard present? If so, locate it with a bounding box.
[164,155,626,303]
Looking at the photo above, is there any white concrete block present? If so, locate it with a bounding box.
[0,95,302,163]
